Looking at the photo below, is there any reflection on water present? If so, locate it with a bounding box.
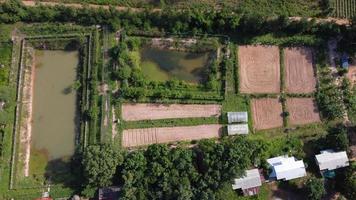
[30,50,78,176]
[140,47,210,83]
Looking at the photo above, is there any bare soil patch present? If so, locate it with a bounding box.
[286,98,321,125]
[347,66,356,86]
[122,103,221,121]
[122,124,222,147]
[284,47,316,93]
[239,45,280,94]
[251,98,283,130]
[19,47,35,177]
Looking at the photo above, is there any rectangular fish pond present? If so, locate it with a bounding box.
[29,50,79,182]
[140,47,212,84]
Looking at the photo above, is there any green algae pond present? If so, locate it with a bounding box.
[140,47,211,83]
[29,50,79,180]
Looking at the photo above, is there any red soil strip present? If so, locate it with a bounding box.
[122,103,221,121]
[239,45,280,94]
[251,98,283,130]
[347,66,356,86]
[286,98,321,125]
[284,47,316,93]
[122,124,222,147]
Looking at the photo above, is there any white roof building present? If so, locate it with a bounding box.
[227,124,249,135]
[227,112,248,123]
[232,169,262,196]
[267,156,306,181]
[232,169,262,190]
[315,150,349,171]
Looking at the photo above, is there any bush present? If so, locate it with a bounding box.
[305,177,326,200]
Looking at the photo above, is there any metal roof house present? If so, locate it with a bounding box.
[227,124,249,135]
[267,156,306,181]
[227,112,248,123]
[232,169,262,196]
[315,150,349,172]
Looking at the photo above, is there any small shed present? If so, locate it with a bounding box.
[232,169,262,196]
[98,186,121,200]
[227,124,249,135]
[315,150,349,172]
[267,155,306,181]
[227,112,248,123]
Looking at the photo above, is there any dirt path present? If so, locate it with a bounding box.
[19,46,35,177]
[21,0,161,12]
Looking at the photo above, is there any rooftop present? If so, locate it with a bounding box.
[232,169,262,190]
[267,155,306,181]
[227,112,248,123]
[315,150,349,171]
[227,124,249,135]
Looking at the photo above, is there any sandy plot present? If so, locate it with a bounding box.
[284,47,316,93]
[122,124,222,147]
[239,45,280,94]
[286,98,321,125]
[122,103,221,121]
[251,98,283,130]
[347,66,356,86]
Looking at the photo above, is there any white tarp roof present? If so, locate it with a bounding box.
[227,112,248,123]
[315,150,349,171]
[227,124,249,135]
[232,169,262,190]
[267,155,306,181]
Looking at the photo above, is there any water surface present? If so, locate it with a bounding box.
[140,47,210,83]
[30,50,78,170]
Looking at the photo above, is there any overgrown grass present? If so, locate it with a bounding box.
[123,117,219,129]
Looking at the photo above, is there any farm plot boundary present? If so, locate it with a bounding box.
[286,98,321,126]
[122,124,222,147]
[239,45,280,94]
[122,103,221,121]
[284,47,316,94]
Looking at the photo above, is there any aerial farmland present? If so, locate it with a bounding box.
[0,0,355,200]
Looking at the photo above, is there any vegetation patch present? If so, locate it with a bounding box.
[112,35,226,102]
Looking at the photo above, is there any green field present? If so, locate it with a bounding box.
[331,0,356,18]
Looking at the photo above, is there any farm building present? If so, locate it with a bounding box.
[227,112,248,123]
[227,124,249,135]
[315,150,349,178]
[267,156,306,181]
[232,169,263,196]
[98,186,120,200]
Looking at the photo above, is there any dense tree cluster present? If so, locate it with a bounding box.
[316,68,345,120]
[304,177,326,200]
[79,136,304,199]
[0,0,348,39]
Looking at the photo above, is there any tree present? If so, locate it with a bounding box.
[81,144,123,196]
[305,177,326,200]
[326,125,349,151]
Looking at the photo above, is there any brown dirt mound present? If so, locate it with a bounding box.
[239,45,280,94]
[284,47,316,93]
[122,103,221,121]
[251,98,283,130]
[347,66,356,86]
[122,124,222,147]
[286,98,320,125]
